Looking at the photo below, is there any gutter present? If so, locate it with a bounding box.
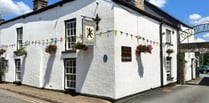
[112,0,181,29]
[159,20,164,87]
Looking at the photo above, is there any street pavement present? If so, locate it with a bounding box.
[0,89,50,103]
[1,74,209,103]
[0,83,111,103]
[116,85,209,103]
[116,74,209,103]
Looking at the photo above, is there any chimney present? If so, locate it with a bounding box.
[0,14,4,24]
[134,0,144,10]
[33,0,48,10]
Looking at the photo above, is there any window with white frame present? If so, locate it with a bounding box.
[15,59,21,81]
[64,58,76,90]
[166,59,172,80]
[65,19,76,51]
[166,29,171,44]
[16,27,23,49]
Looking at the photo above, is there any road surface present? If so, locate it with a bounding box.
[0,89,50,103]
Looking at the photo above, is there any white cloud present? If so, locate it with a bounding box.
[203,33,209,38]
[189,14,202,21]
[189,13,209,25]
[0,0,32,16]
[147,0,167,8]
[193,38,206,42]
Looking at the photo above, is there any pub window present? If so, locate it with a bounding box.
[16,27,23,49]
[121,46,132,62]
[15,59,21,81]
[166,58,173,80]
[166,29,171,44]
[65,18,76,51]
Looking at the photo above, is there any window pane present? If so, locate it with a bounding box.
[65,19,76,50]
[16,27,23,49]
[64,59,76,89]
[166,29,171,43]
[121,46,132,62]
[15,59,21,81]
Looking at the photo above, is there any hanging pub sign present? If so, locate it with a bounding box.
[82,18,96,45]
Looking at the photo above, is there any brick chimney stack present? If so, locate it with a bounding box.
[134,0,144,10]
[33,0,48,10]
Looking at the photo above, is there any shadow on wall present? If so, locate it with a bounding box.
[21,56,27,82]
[76,46,94,92]
[136,54,144,78]
[43,55,56,88]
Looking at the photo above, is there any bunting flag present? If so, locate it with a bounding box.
[0,29,160,49]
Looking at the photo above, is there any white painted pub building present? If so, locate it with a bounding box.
[0,0,197,100]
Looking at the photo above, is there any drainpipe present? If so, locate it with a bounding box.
[159,19,164,87]
[176,24,181,84]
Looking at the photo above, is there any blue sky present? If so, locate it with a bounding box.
[0,0,209,42]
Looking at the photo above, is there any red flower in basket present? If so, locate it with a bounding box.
[45,44,57,54]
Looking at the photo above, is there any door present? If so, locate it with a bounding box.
[15,59,21,82]
[64,58,76,91]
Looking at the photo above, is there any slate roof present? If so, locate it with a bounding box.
[113,0,191,28]
[0,0,191,28]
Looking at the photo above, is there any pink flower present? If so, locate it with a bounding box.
[136,44,153,54]
[146,45,153,53]
[45,46,49,53]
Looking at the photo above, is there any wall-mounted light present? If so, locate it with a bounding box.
[172,31,175,34]
[93,14,101,31]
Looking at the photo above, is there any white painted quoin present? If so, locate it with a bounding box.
[0,0,196,100]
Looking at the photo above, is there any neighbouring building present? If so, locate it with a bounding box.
[0,0,197,100]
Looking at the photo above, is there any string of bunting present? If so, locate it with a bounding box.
[0,29,162,49]
[97,29,160,46]
[0,35,81,49]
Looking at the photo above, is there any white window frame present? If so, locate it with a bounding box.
[15,59,21,81]
[166,29,171,44]
[166,59,172,80]
[16,27,23,49]
[65,19,76,51]
[64,58,76,90]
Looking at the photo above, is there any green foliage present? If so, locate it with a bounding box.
[73,42,88,51]
[166,49,174,55]
[203,52,209,65]
[199,52,209,66]
[16,47,27,56]
[0,49,6,55]
[45,44,57,54]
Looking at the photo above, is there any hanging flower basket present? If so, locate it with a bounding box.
[73,42,88,51]
[166,48,174,55]
[14,47,27,56]
[0,49,6,56]
[45,44,57,54]
[136,44,153,54]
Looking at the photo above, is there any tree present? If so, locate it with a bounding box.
[202,52,209,65]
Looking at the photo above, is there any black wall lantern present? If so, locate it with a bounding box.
[94,14,101,31]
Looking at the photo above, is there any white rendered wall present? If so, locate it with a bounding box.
[0,0,115,98]
[180,25,196,81]
[114,5,161,99]
[161,25,178,85]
